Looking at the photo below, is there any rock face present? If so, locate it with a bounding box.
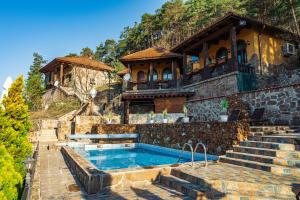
[96,122,249,155]
[187,83,300,125]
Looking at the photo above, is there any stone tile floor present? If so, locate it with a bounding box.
[37,142,300,199]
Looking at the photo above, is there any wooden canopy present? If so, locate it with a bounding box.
[40,56,114,73]
[117,68,129,77]
[172,12,300,53]
[119,47,182,63]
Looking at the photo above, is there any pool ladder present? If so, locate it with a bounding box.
[177,142,207,167]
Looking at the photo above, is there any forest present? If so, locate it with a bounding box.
[73,0,300,71]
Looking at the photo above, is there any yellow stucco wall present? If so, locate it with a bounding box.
[130,61,180,82]
[194,28,288,71]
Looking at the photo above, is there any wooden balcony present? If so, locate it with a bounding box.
[126,80,177,91]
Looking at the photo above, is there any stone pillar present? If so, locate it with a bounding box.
[172,60,177,87]
[230,26,238,71]
[149,62,154,89]
[60,64,64,86]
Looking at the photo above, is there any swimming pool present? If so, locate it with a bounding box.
[72,143,218,170]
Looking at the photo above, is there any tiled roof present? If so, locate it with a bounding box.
[117,68,129,76]
[120,47,182,62]
[40,56,114,73]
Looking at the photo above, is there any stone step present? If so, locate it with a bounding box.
[250,126,290,132]
[169,169,298,198]
[240,141,297,150]
[159,175,293,200]
[219,156,300,176]
[233,145,300,158]
[226,151,300,168]
[261,135,300,145]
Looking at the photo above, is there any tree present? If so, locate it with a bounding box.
[80,47,94,58]
[65,53,78,57]
[25,53,46,110]
[0,144,22,200]
[0,76,32,176]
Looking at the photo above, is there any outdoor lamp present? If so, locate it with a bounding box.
[23,156,35,173]
[90,88,97,99]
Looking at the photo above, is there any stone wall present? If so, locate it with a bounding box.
[57,116,104,140]
[129,113,185,124]
[183,72,239,101]
[42,87,77,108]
[96,122,249,155]
[186,83,300,125]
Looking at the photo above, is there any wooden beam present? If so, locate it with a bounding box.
[172,60,177,87]
[149,62,154,89]
[230,26,238,71]
[185,24,233,52]
[60,64,64,86]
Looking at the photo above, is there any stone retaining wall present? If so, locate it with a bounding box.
[96,122,249,155]
[187,83,300,125]
[183,72,239,100]
[129,113,185,124]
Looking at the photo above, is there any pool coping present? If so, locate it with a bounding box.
[61,145,217,194]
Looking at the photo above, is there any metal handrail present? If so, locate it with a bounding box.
[194,142,208,167]
[178,143,194,166]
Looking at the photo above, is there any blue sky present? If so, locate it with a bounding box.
[0,0,168,90]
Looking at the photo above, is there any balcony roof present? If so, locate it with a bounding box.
[122,89,194,100]
[40,56,114,73]
[172,12,300,53]
[120,47,182,63]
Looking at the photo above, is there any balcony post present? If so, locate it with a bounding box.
[60,64,64,86]
[183,52,187,73]
[172,59,177,87]
[203,42,209,67]
[230,26,238,71]
[149,62,154,89]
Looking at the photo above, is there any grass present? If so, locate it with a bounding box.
[29,99,81,120]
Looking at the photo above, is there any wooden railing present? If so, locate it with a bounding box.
[125,60,255,91]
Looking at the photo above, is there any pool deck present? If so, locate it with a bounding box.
[35,142,300,199]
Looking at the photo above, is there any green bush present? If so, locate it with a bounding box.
[0,76,32,176]
[0,144,22,200]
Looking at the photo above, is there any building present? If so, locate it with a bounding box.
[40,56,114,104]
[119,47,194,123]
[119,13,299,124]
[172,12,299,91]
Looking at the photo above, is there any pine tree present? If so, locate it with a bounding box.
[0,76,32,176]
[0,144,22,200]
[25,53,46,110]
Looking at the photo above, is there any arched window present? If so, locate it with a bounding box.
[216,47,228,60]
[137,71,145,82]
[147,70,158,81]
[162,68,173,80]
[237,40,247,65]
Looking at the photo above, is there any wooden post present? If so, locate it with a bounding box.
[203,42,209,67]
[172,60,177,87]
[149,62,154,89]
[183,53,187,73]
[230,27,238,71]
[60,64,64,86]
[50,72,54,85]
[124,100,130,124]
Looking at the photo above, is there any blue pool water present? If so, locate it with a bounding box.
[73,145,218,170]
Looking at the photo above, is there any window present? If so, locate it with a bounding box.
[162,68,172,80]
[237,40,248,65]
[137,71,145,82]
[216,47,228,60]
[147,69,158,81]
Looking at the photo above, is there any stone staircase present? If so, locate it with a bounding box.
[159,165,298,199]
[37,119,58,142]
[220,125,300,177]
